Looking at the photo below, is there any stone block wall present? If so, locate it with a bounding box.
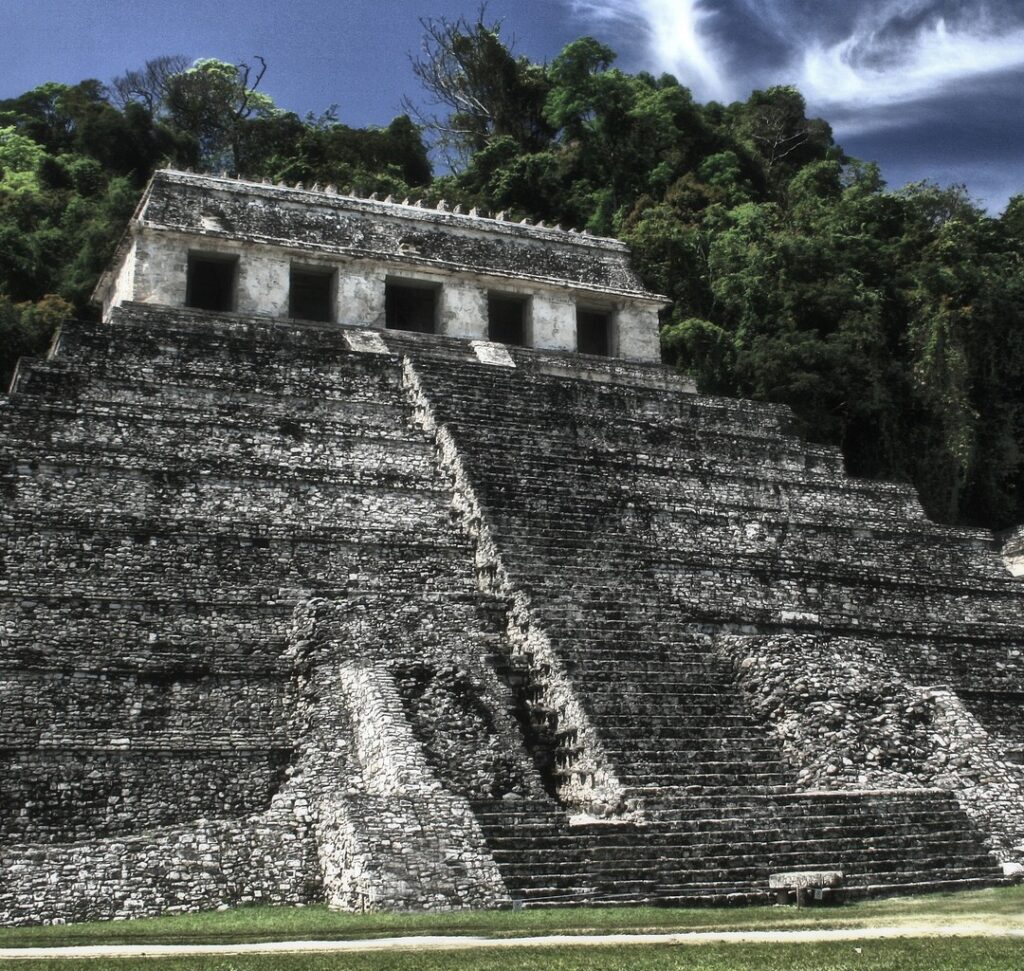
[1,748,289,843]
[131,171,652,295]
[285,600,521,910]
[1004,527,1024,576]
[0,810,320,925]
[716,633,1024,861]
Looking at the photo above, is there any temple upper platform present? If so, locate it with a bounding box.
[94,170,668,362]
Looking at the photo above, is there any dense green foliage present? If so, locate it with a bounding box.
[1,31,1022,530]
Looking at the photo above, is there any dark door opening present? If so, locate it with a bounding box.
[577,309,611,357]
[386,281,438,333]
[290,267,334,322]
[488,294,527,346]
[186,254,237,312]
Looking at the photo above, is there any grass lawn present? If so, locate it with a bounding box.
[4,938,1024,971]
[0,885,1022,951]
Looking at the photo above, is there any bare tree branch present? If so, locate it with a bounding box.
[111,55,191,113]
[401,3,537,168]
[234,55,269,123]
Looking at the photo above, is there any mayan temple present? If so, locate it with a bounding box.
[1,169,1023,924]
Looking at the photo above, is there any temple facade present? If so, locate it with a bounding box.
[95,170,667,361]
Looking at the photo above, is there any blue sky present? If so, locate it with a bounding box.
[2,0,1022,211]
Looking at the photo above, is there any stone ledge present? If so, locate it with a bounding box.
[768,870,844,890]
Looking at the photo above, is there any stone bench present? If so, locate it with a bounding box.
[769,870,845,906]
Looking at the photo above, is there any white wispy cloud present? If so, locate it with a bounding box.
[573,1,1024,125]
[802,10,1024,113]
[570,0,729,100]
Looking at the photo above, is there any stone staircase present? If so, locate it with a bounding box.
[396,342,1018,899]
[468,788,1000,906]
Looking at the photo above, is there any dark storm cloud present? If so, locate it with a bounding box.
[682,1,790,74]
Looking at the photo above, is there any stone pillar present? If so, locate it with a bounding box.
[439,281,488,340]
[101,239,139,320]
[337,265,386,330]
[1003,527,1024,577]
[236,250,289,317]
[287,637,511,912]
[615,302,663,362]
[531,292,577,352]
[133,235,188,309]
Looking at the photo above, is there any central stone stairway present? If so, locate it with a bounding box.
[395,339,1012,903]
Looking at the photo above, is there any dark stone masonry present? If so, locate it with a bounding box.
[1,172,1023,924]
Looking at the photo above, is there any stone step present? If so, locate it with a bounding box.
[12,356,400,404]
[4,378,412,425]
[69,305,376,354]
[481,824,991,851]
[0,433,438,483]
[487,855,997,888]
[497,545,1012,594]
[62,309,388,361]
[536,608,1024,647]
[413,365,794,434]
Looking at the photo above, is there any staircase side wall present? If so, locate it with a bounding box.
[287,601,517,911]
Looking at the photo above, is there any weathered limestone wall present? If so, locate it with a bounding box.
[615,302,663,361]
[128,231,183,307]
[0,810,319,926]
[530,291,578,353]
[716,634,1024,862]
[3,302,1021,921]
[336,264,386,329]
[135,171,652,294]
[2,747,288,844]
[0,305,538,922]
[122,229,658,358]
[438,279,489,341]
[129,232,293,317]
[101,237,138,320]
[237,245,291,317]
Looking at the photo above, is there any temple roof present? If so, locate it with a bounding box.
[96,169,667,306]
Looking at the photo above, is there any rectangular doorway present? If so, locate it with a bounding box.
[576,308,612,357]
[186,253,238,312]
[385,280,438,333]
[289,266,335,323]
[488,293,528,346]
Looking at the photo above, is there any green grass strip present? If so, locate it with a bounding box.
[4,938,1024,971]
[1,885,1022,949]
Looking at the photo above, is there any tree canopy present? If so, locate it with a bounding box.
[1,31,1022,532]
